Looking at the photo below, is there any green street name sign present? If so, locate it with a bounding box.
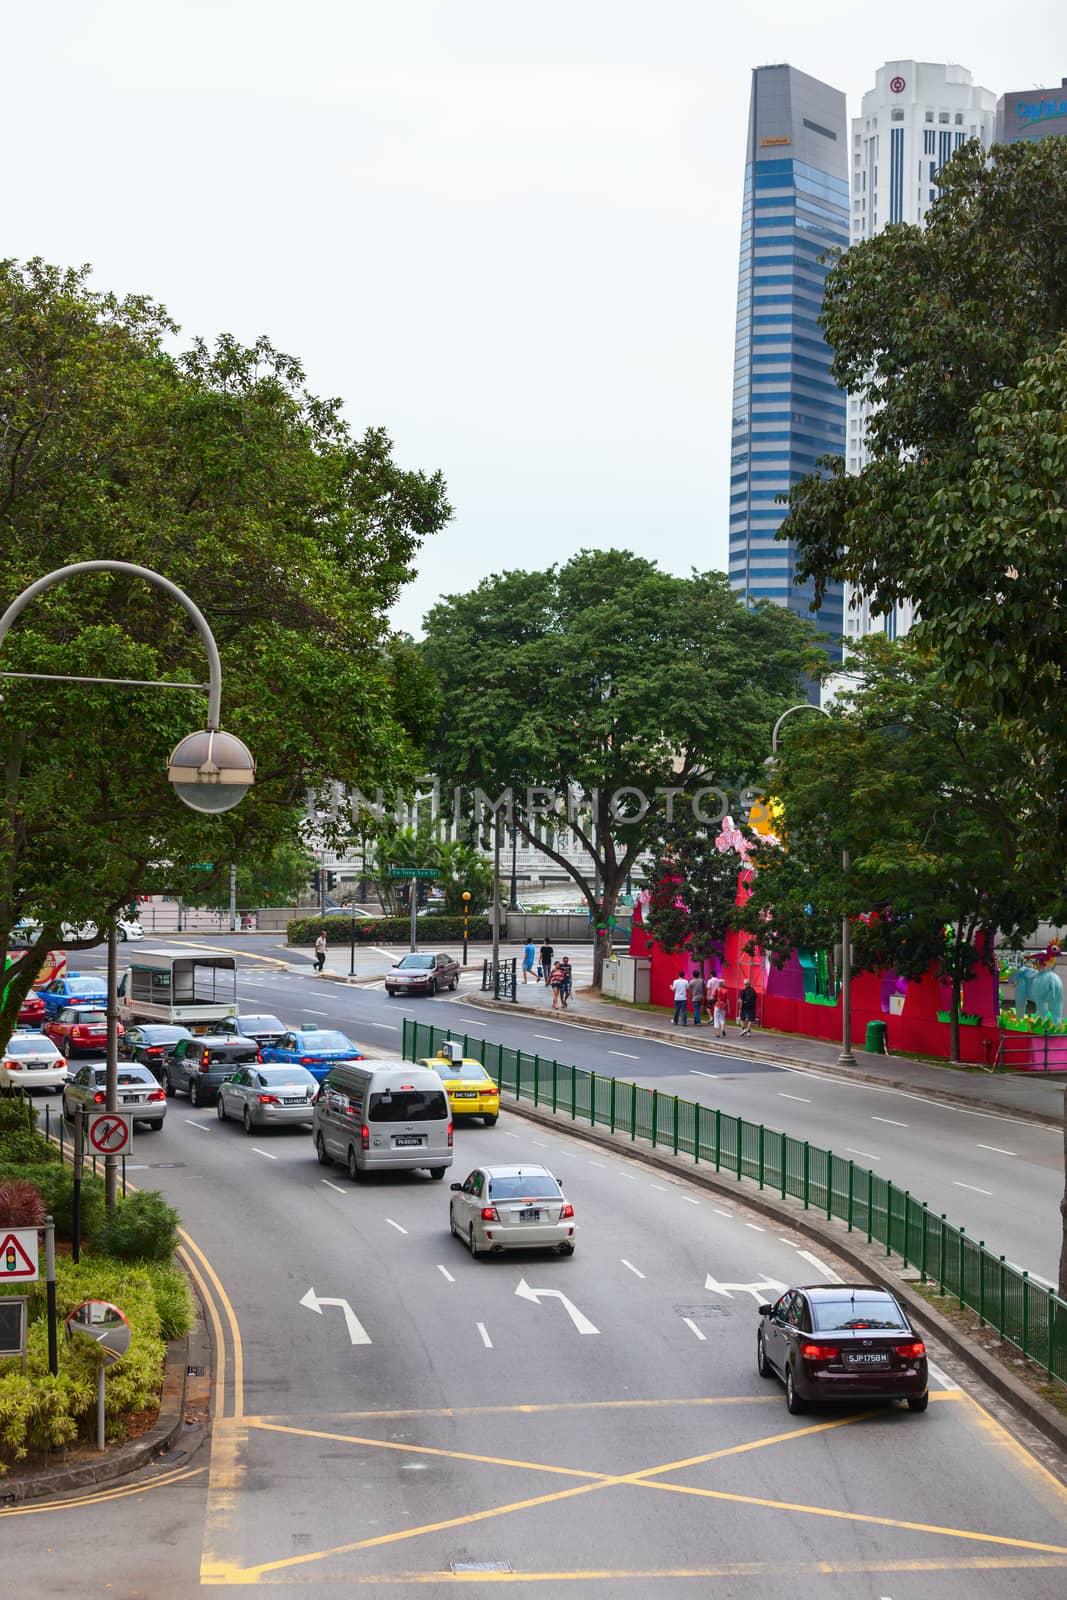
[389,867,439,880]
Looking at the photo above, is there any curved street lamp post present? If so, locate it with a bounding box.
[767,703,855,1069]
[0,561,256,1210]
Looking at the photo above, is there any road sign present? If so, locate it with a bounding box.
[0,1229,39,1283]
[87,1111,133,1156]
[0,1296,28,1358]
[389,867,438,880]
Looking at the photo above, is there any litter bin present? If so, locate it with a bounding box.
[865,1020,888,1054]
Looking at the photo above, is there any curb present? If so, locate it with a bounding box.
[463,995,1064,1129]
[0,1332,189,1506]
[496,1094,1067,1460]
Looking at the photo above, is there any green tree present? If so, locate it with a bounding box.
[421,551,818,985]
[0,259,451,1046]
[187,834,315,912]
[644,815,751,971]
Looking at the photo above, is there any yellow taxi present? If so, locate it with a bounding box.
[418,1043,500,1126]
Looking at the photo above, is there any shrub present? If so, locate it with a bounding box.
[287,913,491,946]
[0,1127,61,1168]
[0,1097,37,1136]
[143,1261,195,1340]
[0,1178,46,1228]
[90,1189,180,1263]
[0,1164,105,1243]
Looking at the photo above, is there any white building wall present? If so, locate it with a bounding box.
[842,62,995,653]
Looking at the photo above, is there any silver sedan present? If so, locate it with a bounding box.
[215,1064,319,1133]
[449,1164,576,1258]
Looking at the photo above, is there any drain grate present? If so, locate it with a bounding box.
[450,1563,513,1574]
[186,1365,206,1377]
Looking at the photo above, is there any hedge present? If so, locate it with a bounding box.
[287,913,491,946]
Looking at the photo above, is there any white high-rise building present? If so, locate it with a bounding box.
[843,62,995,645]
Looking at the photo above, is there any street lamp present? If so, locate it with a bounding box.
[766,703,855,1068]
[0,561,255,813]
[462,890,471,965]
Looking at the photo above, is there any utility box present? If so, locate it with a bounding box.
[613,956,651,1005]
[601,959,619,998]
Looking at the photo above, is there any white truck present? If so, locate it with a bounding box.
[116,949,238,1032]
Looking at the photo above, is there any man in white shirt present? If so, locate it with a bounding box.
[671,971,690,1026]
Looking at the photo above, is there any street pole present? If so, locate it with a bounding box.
[839,849,856,1066]
[509,825,518,912]
[319,852,327,917]
[229,862,237,933]
[462,892,470,965]
[105,923,119,1214]
[45,1216,57,1377]
[492,810,502,984]
[409,882,417,952]
[349,915,356,977]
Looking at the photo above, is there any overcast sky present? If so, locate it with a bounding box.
[4,3,1062,634]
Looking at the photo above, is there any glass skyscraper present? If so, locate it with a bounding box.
[728,65,849,664]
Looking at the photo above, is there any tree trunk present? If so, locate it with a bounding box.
[949,970,962,1066]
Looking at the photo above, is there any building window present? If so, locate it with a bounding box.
[954,112,963,124]
[925,110,934,122]
[803,117,837,140]
[891,109,904,121]
[924,129,935,154]
[938,111,949,123]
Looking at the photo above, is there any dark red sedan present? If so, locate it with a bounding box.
[757,1284,928,1414]
[17,991,45,1028]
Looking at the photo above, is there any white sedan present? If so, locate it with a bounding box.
[449,1164,576,1258]
[0,1033,69,1094]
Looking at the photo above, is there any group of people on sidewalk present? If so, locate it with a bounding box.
[671,970,758,1037]
[522,939,574,1010]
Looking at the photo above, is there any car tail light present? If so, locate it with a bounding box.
[147,1089,166,1103]
[559,1203,574,1219]
[485,1084,499,1097]
[480,1206,499,1222]
[257,1094,280,1105]
[72,1027,87,1039]
[447,1120,453,1148]
[201,1049,211,1068]
[5,1060,21,1070]
[57,1058,66,1069]
[92,1090,106,1104]
[145,1047,164,1057]
[300,1056,315,1065]
[895,1341,926,1360]
[256,1052,264,1064]
[361,1123,370,1151]
[800,1343,840,1361]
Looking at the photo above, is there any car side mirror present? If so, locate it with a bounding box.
[450,1182,462,1191]
[758,1303,773,1317]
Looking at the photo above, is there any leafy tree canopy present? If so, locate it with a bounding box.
[0,259,451,1039]
[421,550,819,982]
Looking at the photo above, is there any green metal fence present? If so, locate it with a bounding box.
[405,1019,1067,1391]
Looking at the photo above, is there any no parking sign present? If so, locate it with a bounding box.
[86,1111,133,1156]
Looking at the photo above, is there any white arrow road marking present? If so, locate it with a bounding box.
[514,1277,599,1335]
[477,1321,493,1349]
[704,1274,788,1305]
[299,1287,372,1345]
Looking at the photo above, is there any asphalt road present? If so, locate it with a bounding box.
[79,932,1064,1285]
[4,1081,1067,1595]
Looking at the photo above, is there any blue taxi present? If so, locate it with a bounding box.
[39,972,109,1020]
[259,1025,364,1082]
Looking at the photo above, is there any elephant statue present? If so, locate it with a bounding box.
[1011,964,1064,1024]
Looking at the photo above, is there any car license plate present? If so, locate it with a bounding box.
[518,1209,540,1223]
[394,1135,423,1147]
[845,1351,890,1368]
[283,1097,305,1105]
[121,1094,141,1105]
[453,1091,477,1099]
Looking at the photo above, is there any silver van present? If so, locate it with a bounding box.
[312,1060,453,1181]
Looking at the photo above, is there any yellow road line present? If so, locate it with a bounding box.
[162,939,289,968]
[960,1390,1067,1513]
[0,1464,205,1517]
[179,1228,244,1419]
[247,1395,782,1425]
[178,1244,226,1420]
[245,1420,608,1482]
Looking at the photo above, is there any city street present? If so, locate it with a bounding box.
[4,1062,1067,1594]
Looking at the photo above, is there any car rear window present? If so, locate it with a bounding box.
[239,1016,284,1031]
[92,1069,155,1086]
[258,1067,315,1086]
[433,1061,490,1082]
[6,1037,59,1056]
[488,1175,562,1200]
[208,1046,258,1064]
[368,1089,448,1122]
[300,1031,351,1052]
[810,1295,908,1332]
[74,1012,108,1025]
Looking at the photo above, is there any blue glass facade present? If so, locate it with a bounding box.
[729,66,849,663]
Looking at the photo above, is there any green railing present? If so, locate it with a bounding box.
[404,1019,1067,1391]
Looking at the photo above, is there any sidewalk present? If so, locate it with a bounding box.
[466,983,1066,1128]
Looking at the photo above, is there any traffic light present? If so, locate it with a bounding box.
[310,868,321,894]
[325,872,337,892]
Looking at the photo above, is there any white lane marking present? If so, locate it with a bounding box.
[777,1237,796,1246]
[185,1120,212,1131]
[977,1143,1016,1157]
[871,1116,909,1127]
[713,1209,732,1218]
[927,1360,959,1391]
[251,1148,278,1160]
[504,1131,520,1139]
[682,1196,700,1205]
[303,1009,329,1017]
[385,1218,408,1235]
[321,1180,347,1195]
[797,1250,841,1282]
[682,1317,707,1342]
[609,1050,641,1060]
[532,1141,549,1148]
[954,1181,993,1196]
[744,1223,765,1233]
[476,1322,493,1349]
[534,1034,561,1042]
[370,1022,398,1030]
[690,1069,719,1078]
[846,1147,880,1161]
[621,1259,646,1279]
[437,1265,455,1283]
[778,1092,811,1102]
[589,1161,606,1168]
[620,1172,638,1180]
[777,1063,1057,1132]
[650,1184,669,1192]
[458,1017,485,1025]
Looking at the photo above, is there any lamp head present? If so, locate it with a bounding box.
[461,890,471,903]
[167,727,256,813]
